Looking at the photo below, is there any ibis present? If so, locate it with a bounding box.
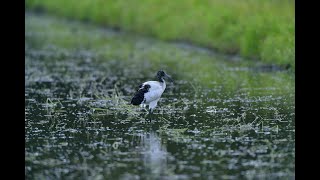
[131,70,173,114]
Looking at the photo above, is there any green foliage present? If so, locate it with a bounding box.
[26,0,294,67]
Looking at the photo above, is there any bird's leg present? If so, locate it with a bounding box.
[147,107,154,123]
[148,108,153,115]
[144,105,149,112]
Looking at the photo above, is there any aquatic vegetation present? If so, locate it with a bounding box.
[90,84,143,120]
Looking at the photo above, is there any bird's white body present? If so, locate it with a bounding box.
[140,80,166,112]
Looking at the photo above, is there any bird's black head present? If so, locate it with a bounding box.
[157,70,165,78]
[156,70,173,82]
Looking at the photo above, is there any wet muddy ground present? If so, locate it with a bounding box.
[25,13,295,179]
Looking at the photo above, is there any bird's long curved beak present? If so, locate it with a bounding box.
[165,73,174,83]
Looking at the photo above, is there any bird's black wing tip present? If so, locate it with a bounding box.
[131,92,144,105]
[130,98,142,105]
[130,83,150,105]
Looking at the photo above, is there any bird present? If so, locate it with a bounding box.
[131,70,173,114]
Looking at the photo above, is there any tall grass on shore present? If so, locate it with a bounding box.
[26,0,295,68]
[26,13,294,94]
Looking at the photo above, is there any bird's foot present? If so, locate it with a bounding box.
[145,113,152,123]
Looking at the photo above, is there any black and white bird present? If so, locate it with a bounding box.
[131,70,173,114]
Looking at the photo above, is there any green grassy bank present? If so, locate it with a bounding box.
[26,13,294,94]
[26,0,295,68]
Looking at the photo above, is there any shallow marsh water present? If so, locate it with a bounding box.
[25,13,295,179]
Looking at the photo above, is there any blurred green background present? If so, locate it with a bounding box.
[26,0,295,69]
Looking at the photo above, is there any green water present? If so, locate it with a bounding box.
[25,13,295,179]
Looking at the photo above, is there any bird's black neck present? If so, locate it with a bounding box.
[158,77,164,83]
